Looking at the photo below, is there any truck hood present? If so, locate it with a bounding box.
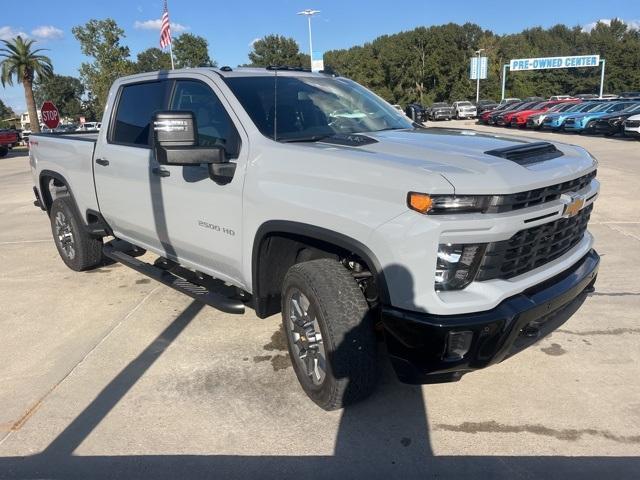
[311,128,596,194]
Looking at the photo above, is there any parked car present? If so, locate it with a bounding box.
[624,114,640,138]
[591,103,640,136]
[618,91,640,99]
[498,97,520,106]
[479,102,515,124]
[0,129,19,157]
[28,67,601,410]
[452,101,477,119]
[573,94,599,100]
[526,101,582,129]
[428,102,454,120]
[486,101,526,125]
[510,100,576,128]
[541,101,609,131]
[564,101,638,133]
[54,124,78,133]
[475,99,499,115]
[495,101,543,126]
[76,122,100,132]
[405,103,427,123]
[523,96,545,102]
[549,95,574,101]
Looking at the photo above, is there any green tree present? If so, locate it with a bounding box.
[173,33,215,68]
[247,35,310,68]
[72,19,134,116]
[34,74,85,119]
[135,47,172,73]
[0,36,53,133]
[0,99,17,127]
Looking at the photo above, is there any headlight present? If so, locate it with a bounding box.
[435,243,486,290]
[408,193,490,214]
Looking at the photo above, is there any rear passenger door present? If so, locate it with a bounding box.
[94,79,173,253]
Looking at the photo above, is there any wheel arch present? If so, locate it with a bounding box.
[251,220,389,318]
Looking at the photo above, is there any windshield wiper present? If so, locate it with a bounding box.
[278,134,334,143]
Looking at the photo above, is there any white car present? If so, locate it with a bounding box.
[76,122,100,132]
[624,114,640,139]
[452,101,477,119]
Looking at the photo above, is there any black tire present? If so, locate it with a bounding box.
[0,146,8,158]
[50,196,103,271]
[281,259,378,410]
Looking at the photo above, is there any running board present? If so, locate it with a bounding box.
[103,244,246,314]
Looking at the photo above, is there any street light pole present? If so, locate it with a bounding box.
[475,49,484,103]
[297,9,320,69]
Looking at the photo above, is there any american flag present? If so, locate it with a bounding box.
[159,0,172,49]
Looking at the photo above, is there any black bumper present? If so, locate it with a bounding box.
[381,249,599,384]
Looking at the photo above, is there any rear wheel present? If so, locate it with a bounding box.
[281,259,378,410]
[0,146,8,158]
[50,196,103,271]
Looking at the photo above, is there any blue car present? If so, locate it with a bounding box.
[564,101,638,132]
[541,101,606,130]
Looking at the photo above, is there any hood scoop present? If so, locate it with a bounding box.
[484,141,563,166]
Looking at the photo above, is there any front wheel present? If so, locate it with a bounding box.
[50,196,103,271]
[281,259,378,410]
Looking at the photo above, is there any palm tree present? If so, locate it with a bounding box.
[1,36,53,133]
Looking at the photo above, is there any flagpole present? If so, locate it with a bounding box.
[169,41,175,70]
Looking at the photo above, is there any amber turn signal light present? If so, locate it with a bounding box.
[407,192,433,214]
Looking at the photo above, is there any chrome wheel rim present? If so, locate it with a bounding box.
[55,211,75,260]
[287,289,326,386]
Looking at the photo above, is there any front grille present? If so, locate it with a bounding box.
[476,203,593,281]
[485,170,596,213]
[565,119,576,125]
[626,120,640,128]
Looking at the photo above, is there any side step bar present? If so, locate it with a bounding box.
[103,244,246,314]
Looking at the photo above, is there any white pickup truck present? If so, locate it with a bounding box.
[29,67,600,410]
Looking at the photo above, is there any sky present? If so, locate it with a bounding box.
[2,0,640,112]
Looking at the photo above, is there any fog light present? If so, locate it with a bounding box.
[445,331,473,360]
[435,243,486,290]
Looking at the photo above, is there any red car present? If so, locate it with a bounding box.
[509,100,579,128]
[0,129,19,157]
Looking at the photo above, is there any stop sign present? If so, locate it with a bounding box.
[40,101,60,129]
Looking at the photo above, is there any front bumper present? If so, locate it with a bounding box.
[381,249,599,384]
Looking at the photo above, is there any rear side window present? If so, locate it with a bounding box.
[111,81,171,147]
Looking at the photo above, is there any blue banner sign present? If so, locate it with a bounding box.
[510,55,600,71]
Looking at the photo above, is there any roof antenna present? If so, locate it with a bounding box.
[273,69,278,141]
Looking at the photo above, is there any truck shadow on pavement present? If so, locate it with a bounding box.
[0,293,638,479]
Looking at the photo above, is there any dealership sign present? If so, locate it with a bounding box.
[510,54,600,71]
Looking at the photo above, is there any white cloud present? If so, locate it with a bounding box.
[134,19,189,33]
[248,37,260,48]
[31,25,64,40]
[0,26,29,41]
[582,18,640,33]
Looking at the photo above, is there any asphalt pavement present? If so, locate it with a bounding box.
[0,124,639,479]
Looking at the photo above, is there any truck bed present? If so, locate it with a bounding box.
[30,132,101,217]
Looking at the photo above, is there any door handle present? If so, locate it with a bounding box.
[95,158,109,166]
[152,167,171,177]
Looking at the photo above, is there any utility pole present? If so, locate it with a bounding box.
[297,9,320,69]
[475,49,484,103]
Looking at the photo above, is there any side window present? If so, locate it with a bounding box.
[170,80,240,157]
[111,81,171,147]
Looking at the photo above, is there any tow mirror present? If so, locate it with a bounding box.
[152,111,236,184]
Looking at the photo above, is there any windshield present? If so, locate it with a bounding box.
[622,103,640,113]
[224,75,413,142]
[457,102,472,106]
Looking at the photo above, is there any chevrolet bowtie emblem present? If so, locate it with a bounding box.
[563,195,585,218]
